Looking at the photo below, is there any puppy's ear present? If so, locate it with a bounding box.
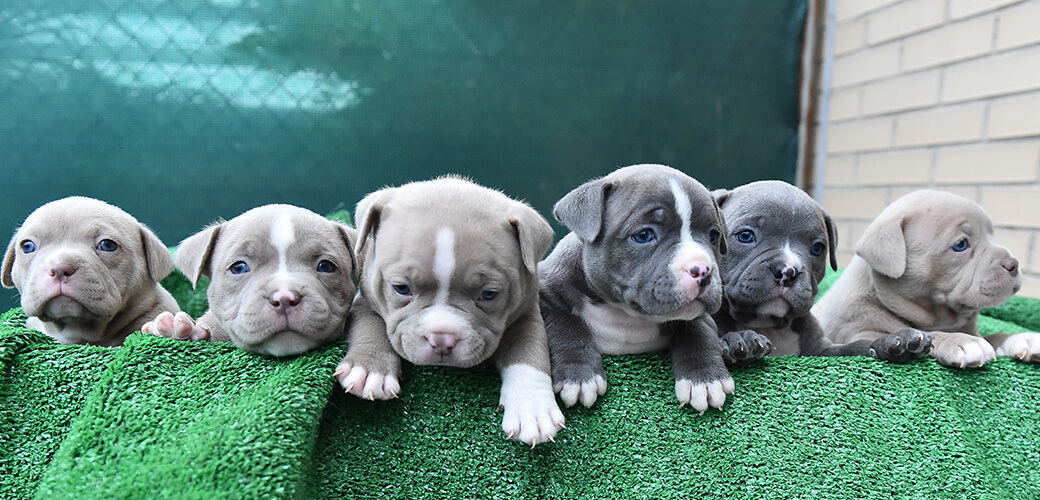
[354,189,393,273]
[824,213,839,271]
[175,223,223,288]
[508,205,555,274]
[553,178,614,241]
[712,188,730,207]
[2,233,17,288]
[139,224,175,282]
[334,222,359,284]
[855,214,906,278]
[711,194,728,255]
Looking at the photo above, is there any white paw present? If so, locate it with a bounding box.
[553,375,607,408]
[996,332,1040,363]
[931,332,996,368]
[501,365,566,447]
[142,311,211,341]
[675,377,734,414]
[334,360,400,400]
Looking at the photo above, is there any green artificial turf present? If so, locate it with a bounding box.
[2,269,1039,499]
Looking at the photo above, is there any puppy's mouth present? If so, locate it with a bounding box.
[36,295,102,323]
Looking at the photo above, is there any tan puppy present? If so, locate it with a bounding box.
[2,196,178,346]
[814,190,1039,368]
[143,204,357,357]
[334,177,564,447]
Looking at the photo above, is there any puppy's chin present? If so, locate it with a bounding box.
[394,331,495,368]
[32,296,107,324]
[232,330,328,358]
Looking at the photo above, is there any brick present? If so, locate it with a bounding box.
[832,42,901,88]
[836,0,903,22]
[829,88,861,121]
[949,0,1024,20]
[942,47,1040,103]
[993,228,1033,265]
[835,19,868,55]
[861,70,940,116]
[894,103,987,147]
[934,141,1040,183]
[827,116,895,153]
[856,149,933,185]
[988,93,1040,140]
[866,0,946,45]
[1018,274,1040,299]
[980,186,1040,228]
[824,155,858,187]
[821,187,889,219]
[997,1,1040,50]
[902,16,996,72]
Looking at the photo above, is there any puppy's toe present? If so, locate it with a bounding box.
[171,312,196,340]
[146,311,177,337]
[873,329,932,363]
[997,332,1040,363]
[502,397,564,447]
[720,330,772,365]
[335,362,400,400]
[556,376,606,408]
[675,377,734,414]
[933,334,995,368]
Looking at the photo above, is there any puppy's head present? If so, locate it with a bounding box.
[355,177,553,368]
[554,164,726,321]
[2,197,174,342]
[714,181,837,325]
[178,205,358,357]
[856,190,1020,313]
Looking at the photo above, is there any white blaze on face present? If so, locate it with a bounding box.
[270,213,295,277]
[433,227,455,305]
[782,239,803,269]
[669,178,694,244]
[669,177,713,289]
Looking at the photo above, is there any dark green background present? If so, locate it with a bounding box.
[0,0,806,311]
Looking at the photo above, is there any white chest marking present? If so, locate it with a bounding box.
[669,178,694,244]
[270,213,295,276]
[581,300,668,355]
[433,227,455,305]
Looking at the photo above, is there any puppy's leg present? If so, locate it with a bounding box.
[493,309,565,447]
[719,330,773,366]
[334,296,402,400]
[142,310,217,342]
[671,316,734,414]
[800,317,931,362]
[987,332,1040,363]
[929,331,997,368]
[543,299,607,408]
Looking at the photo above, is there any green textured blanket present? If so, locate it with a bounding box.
[2,273,1039,499]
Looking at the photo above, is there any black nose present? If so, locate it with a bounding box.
[774,265,799,287]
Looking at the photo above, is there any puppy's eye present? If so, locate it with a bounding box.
[479,290,499,301]
[735,230,756,244]
[229,261,250,275]
[20,240,36,254]
[392,283,412,296]
[951,238,969,252]
[709,229,721,246]
[316,260,337,273]
[631,228,656,244]
[96,239,118,252]
[810,242,825,256]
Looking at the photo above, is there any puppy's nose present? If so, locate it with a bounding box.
[1003,257,1019,276]
[774,266,799,287]
[428,332,458,356]
[49,262,77,281]
[686,264,712,282]
[268,289,301,312]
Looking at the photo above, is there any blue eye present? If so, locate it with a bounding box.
[736,230,756,244]
[951,239,969,252]
[96,239,118,252]
[811,242,825,256]
[631,228,656,244]
[392,283,411,296]
[479,290,499,301]
[230,261,250,274]
[20,240,36,254]
[316,260,337,273]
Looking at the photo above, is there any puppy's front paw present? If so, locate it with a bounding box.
[931,332,996,368]
[553,376,607,408]
[996,332,1040,363]
[501,365,565,447]
[870,328,932,363]
[720,330,773,365]
[334,359,401,400]
[142,311,211,341]
[675,377,734,414]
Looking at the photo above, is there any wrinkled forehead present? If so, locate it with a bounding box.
[218,210,346,257]
[724,192,825,232]
[20,201,138,242]
[906,201,994,244]
[605,176,716,229]
[376,218,519,274]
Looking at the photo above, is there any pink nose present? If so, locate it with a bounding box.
[428,332,458,355]
[49,262,77,280]
[268,289,301,312]
[1004,257,1019,276]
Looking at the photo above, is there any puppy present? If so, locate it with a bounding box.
[713,181,930,364]
[540,164,733,413]
[142,204,357,357]
[2,196,178,346]
[814,190,1038,368]
[333,177,563,447]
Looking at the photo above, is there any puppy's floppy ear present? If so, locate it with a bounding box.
[175,222,224,288]
[2,232,18,288]
[508,204,555,274]
[824,213,839,271]
[553,178,614,242]
[855,213,906,279]
[353,188,394,273]
[139,223,175,282]
[334,222,359,284]
[711,191,728,255]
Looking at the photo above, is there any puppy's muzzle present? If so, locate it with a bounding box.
[427,332,458,355]
[1002,257,1019,277]
[48,261,78,282]
[774,265,800,288]
[268,289,301,313]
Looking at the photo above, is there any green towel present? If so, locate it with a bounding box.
[2,270,1039,499]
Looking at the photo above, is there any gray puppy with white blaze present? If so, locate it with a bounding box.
[334,177,564,447]
[540,164,734,413]
[712,181,931,364]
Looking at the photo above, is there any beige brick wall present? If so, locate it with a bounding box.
[816,0,1040,298]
